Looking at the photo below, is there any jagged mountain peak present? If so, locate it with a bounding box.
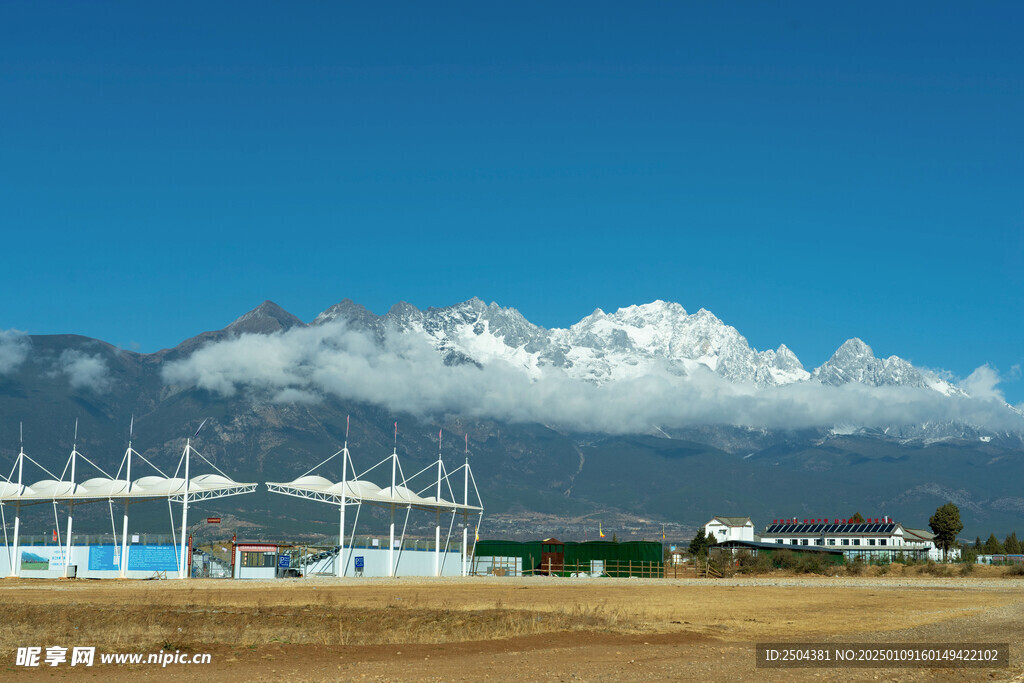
[206,297,969,400]
[814,338,929,389]
[226,301,305,335]
[313,298,376,326]
[834,337,874,357]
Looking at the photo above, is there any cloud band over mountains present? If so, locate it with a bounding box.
[162,321,1024,434]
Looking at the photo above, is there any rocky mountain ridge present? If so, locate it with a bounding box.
[298,297,960,395]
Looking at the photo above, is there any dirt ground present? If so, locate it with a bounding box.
[3,574,1024,681]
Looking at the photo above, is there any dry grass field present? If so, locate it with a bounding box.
[3,570,1024,681]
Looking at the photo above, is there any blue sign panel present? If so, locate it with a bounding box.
[278,554,290,568]
[354,556,364,569]
[88,545,179,572]
[129,545,179,571]
[88,546,119,570]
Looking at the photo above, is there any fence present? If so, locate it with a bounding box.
[478,558,666,578]
[14,533,175,546]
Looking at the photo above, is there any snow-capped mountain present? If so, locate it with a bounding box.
[814,338,963,396]
[308,297,964,394]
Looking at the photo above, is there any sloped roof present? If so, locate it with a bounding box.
[902,527,935,542]
[709,516,752,527]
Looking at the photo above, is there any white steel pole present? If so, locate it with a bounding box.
[389,447,396,577]
[462,456,469,577]
[338,444,348,578]
[10,504,19,578]
[435,436,442,577]
[389,505,395,577]
[11,447,24,578]
[120,442,132,579]
[64,441,76,578]
[178,439,190,579]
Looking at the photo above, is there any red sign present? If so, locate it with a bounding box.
[207,517,221,524]
[235,543,278,553]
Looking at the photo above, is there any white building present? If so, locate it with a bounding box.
[903,527,960,562]
[704,516,755,543]
[759,517,949,561]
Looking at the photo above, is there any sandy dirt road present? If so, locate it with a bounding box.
[2,575,1024,681]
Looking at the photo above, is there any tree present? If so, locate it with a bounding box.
[688,528,710,559]
[1004,532,1021,555]
[928,502,963,561]
[974,536,982,550]
[983,533,1004,555]
[849,512,865,523]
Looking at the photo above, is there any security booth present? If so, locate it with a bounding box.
[540,538,564,574]
[233,542,280,579]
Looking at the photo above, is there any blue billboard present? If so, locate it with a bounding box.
[88,545,179,571]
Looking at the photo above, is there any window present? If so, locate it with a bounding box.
[776,539,784,544]
[879,539,887,546]
[814,539,823,546]
[842,539,850,546]
[868,539,876,546]
[827,539,836,546]
[791,540,798,545]
[801,539,809,546]
[853,539,861,546]
[241,551,276,568]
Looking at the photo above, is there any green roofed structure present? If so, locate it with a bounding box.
[473,538,663,577]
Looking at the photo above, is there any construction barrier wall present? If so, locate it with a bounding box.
[0,544,180,579]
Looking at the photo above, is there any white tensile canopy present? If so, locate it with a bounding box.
[266,423,483,578]
[1,422,256,580]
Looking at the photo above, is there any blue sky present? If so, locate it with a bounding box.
[2,2,1022,400]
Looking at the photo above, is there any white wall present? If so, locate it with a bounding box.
[0,544,180,579]
[705,521,754,543]
[300,546,464,578]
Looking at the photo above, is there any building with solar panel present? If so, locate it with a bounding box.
[758,517,954,561]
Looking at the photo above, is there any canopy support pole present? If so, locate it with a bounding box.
[339,444,352,577]
[10,503,20,578]
[387,507,395,577]
[178,439,191,580]
[10,447,24,578]
[64,444,76,578]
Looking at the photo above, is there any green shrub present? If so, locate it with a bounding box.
[959,562,974,576]
[737,552,774,574]
[846,557,866,576]
[793,554,827,574]
[1006,564,1024,577]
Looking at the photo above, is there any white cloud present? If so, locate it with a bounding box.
[959,364,1006,402]
[59,350,112,392]
[0,329,30,375]
[161,322,1024,434]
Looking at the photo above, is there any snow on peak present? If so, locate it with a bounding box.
[303,298,967,398]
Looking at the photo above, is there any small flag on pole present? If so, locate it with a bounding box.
[599,522,605,539]
[475,526,479,542]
